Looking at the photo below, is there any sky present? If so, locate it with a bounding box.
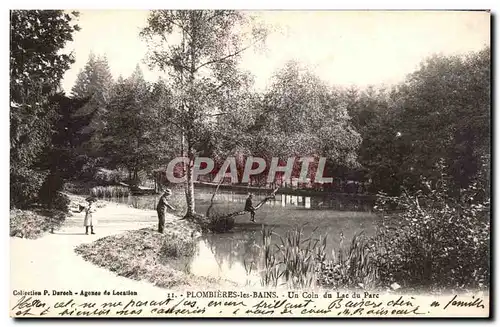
[60,10,490,94]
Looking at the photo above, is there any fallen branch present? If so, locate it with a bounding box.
[210,187,279,220]
[206,178,225,217]
[183,183,279,232]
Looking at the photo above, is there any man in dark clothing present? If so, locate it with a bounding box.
[245,193,256,222]
[157,189,175,233]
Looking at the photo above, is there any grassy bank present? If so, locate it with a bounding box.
[10,208,67,239]
[74,223,220,289]
[10,191,72,239]
[10,191,111,240]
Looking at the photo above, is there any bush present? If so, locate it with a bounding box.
[10,209,66,239]
[62,181,96,195]
[207,213,235,233]
[10,168,48,209]
[38,173,70,209]
[372,166,490,292]
[52,192,71,212]
[75,227,210,288]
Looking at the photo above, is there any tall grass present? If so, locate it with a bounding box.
[278,226,326,289]
[320,231,379,289]
[243,259,256,287]
[260,225,327,289]
[90,186,130,198]
[260,226,378,290]
[161,233,196,258]
[260,226,281,287]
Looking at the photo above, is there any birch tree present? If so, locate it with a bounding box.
[141,10,266,218]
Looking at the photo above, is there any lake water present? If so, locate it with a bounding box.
[108,188,378,286]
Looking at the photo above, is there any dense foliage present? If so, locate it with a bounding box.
[141,10,268,216]
[10,10,80,208]
[372,161,490,292]
[269,165,490,292]
[351,49,490,195]
[99,67,178,182]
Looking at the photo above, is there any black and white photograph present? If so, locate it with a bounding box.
[9,9,491,318]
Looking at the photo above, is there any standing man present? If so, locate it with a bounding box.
[245,193,256,222]
[157,189,176,233]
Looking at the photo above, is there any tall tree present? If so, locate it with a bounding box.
[71,54,114,103]
[243,61,361,187]
[38,94,93,207]
[354,47,490,195]
[10,10,80,207]
[264,62,360,162]
[396,48,490,192]
[71,53,114,157]
[100,66,176,182]
[141,10,266,217]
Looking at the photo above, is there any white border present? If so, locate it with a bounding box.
[2,1,497,326]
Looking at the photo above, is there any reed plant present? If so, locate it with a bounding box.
[260,225,378,290]
[319,231,378,290]
[90,186,130,198]
[260,226,281,287]
[243,259,256,287]
[259,225,327,289]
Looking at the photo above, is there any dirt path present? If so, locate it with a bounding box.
[10,201,178,301]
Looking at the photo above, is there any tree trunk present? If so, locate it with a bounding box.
[184,142,196,218]
[184,13,197,219]
[133,167,138,183]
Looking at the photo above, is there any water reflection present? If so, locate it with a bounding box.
[107,189,377,286]
[189,237,262,287]
[188,219,378,287]
[106,189,373,213]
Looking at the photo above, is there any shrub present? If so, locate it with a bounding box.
[10,209,66,239]
[75,227,209,289]
[38,173,70,211]
[372,164,490,292]
[10,168,48,209]
[317,231,378,290]
[51,192,71,212]
[62,181,95,195]
[207,213,235,233]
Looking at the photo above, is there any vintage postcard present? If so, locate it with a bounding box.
[9,10,490,318]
